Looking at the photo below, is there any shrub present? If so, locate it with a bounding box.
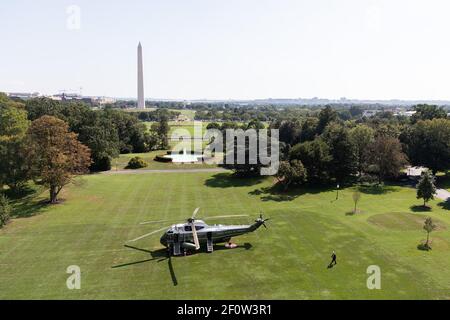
[126,157,148,169]
[0,194,11,227]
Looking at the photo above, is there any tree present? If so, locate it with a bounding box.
[276,160,307,190]
[0,96,31,192]
[26,116,91,204]
[352,191,361,213]
[290,139,332,183]
[404,119,450,174]
[24,98,151,170]
[349,125,375,176]
[368,136,408,184]
[246,119,265,130]
[0,194,11,227]
[77,113,120,171]
[322,123,357,182]
[151,116,170,150]
[299,117,319,142]
[25,97,64,121]
[411,104,447,123]
[317,106,338,134]
[423,217,437,249]
[222,135,264,177]
[416,171,436,207]
[206,122,221,130]
[277,120,301,145]
[104,109,149,153]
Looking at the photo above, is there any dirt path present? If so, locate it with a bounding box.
[435,188,450,201]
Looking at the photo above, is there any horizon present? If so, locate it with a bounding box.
[2,1,450,101]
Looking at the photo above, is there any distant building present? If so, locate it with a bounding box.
[362,110,380,118]
[394,109,416,117]
[91,96,117,105]
[49,93,116,106]
[406,166,427,178]
[52,93,83,101]
[6,92,40,100]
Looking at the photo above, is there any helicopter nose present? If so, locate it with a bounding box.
[160,234,168,246]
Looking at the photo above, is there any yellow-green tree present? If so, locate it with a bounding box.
[26,116,91,204]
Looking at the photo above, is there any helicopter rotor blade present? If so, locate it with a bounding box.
[139,219,172,225]
[192,207,200,220]
[127,226,170,242]
[203,214,249,220]
[191,222,200,250]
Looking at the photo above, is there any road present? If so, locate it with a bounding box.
[435,188,450,201]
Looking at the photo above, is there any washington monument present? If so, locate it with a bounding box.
[137,42,145,109]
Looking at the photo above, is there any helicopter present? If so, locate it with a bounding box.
[126,208,270,256]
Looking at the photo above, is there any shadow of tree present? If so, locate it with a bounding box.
[437,200,450,210]
[204,173,264,188]
[4,185,49,219]
[410,205,432,212]
[249,183,333,202]
[417,243,432,251]
[357,184,398,195]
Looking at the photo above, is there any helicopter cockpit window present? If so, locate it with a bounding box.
[184,225,204,231]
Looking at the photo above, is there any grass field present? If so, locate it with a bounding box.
[125,108,197,120]
[112,151,219,170]
[0,172,449,299]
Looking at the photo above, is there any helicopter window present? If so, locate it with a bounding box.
[184,225,204,231]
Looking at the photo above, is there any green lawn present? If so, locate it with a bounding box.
[0,172,449,299]
[112,151,219,170]
[144,121,209,134]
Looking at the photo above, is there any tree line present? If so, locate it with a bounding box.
[0,94,170,201]
[218,105,449,190]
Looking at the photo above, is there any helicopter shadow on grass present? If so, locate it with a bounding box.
[212,242,253,251]
[112,245,178,286]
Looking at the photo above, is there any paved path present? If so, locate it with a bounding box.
[103,168,227,175]
[435,188,450,201]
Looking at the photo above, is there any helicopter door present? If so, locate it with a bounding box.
[206,232,213,253]
[173,233,181,256]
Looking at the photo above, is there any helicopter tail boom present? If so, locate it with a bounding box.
[248,214,270,232]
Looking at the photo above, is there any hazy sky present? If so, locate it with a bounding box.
[1,0,450,100]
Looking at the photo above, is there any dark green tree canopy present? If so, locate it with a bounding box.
[411,104,447,123]
[416,171,437,207]
[403,119,450,174]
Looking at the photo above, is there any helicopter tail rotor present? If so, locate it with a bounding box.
[256,212,270,229]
